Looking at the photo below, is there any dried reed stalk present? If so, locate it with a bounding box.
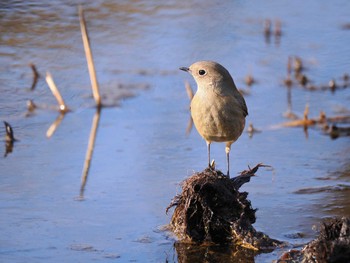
[29,63,40,90]
[79,6,101,108]
[45,72,68,112]
[184,81,194,135]
[185,80,194,101]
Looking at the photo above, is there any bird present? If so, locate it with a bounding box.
[180,61,248,177]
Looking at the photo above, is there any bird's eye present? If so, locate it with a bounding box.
[198,69,206,76]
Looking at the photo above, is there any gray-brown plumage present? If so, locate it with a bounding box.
[180,61,248,177]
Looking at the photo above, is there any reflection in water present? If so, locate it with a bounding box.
[46,113,65,138]
[174,242,260,263]
[283,57,298,120]
[274,19,282,46]
[284,86,294,118]
[328,165,350,216]
[263,19,271,44]
[0,1,349,262]
[4,140,14,157]
[80,108,101,199]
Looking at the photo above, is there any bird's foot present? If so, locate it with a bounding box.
[208,159,216,171]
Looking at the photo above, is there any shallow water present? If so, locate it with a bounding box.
[1,0,350,262]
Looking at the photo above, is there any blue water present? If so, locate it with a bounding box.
[1,1,350,262]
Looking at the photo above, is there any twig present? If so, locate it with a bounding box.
[232,163,270,190]
[303,103,309,120]
[79,6,101,108]
[185,116,193,136]
[184,80,194,101]
[26,100,37,112]
[29,63,40,90]
[284,58,293,88]
[294,56,303,73]
[247,122,261,138]
[264,19,271,39]
[326,115,350,123]
[45,72,68,112]
[283,118,317,128]
[283,106,350,128]
[185,81,194,135]
[3,121,16,157]
[274,19,282,37]
[287,56,292,75]
[245,74,255,86]
[4,121,16,143]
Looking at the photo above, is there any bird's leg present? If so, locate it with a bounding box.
[225,146,230,177]
[225,142,233,178]
[206,141,212,169]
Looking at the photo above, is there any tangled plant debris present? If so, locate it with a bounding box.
[167,165,350,262]
[278,217,350,263]
[167,164,281,250]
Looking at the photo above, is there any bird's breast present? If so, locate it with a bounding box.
[190,91,246,143]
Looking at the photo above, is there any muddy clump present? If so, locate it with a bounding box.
[279,217,350,263]
[167,164,281,250]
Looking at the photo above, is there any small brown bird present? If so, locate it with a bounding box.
[180,61,248,177]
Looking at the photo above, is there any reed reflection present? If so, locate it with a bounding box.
[46,113,65,138]
[79,108,101,200]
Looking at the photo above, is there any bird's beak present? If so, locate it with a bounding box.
[179,67,190,73]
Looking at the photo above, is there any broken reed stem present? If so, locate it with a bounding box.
[4,121,16,143]
[79,6,102,108]
[29,63,40,90]
[185,80,194,101]
[303,104,309,121]
[186,116,193,135]
[184,81,194,135]
[45,72,68,112]
[4,121,15,157]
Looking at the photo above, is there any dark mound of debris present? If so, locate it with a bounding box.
[167,164,281,250]
[278,217,350,263]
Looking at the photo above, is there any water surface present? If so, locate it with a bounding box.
[1,1,350,262]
